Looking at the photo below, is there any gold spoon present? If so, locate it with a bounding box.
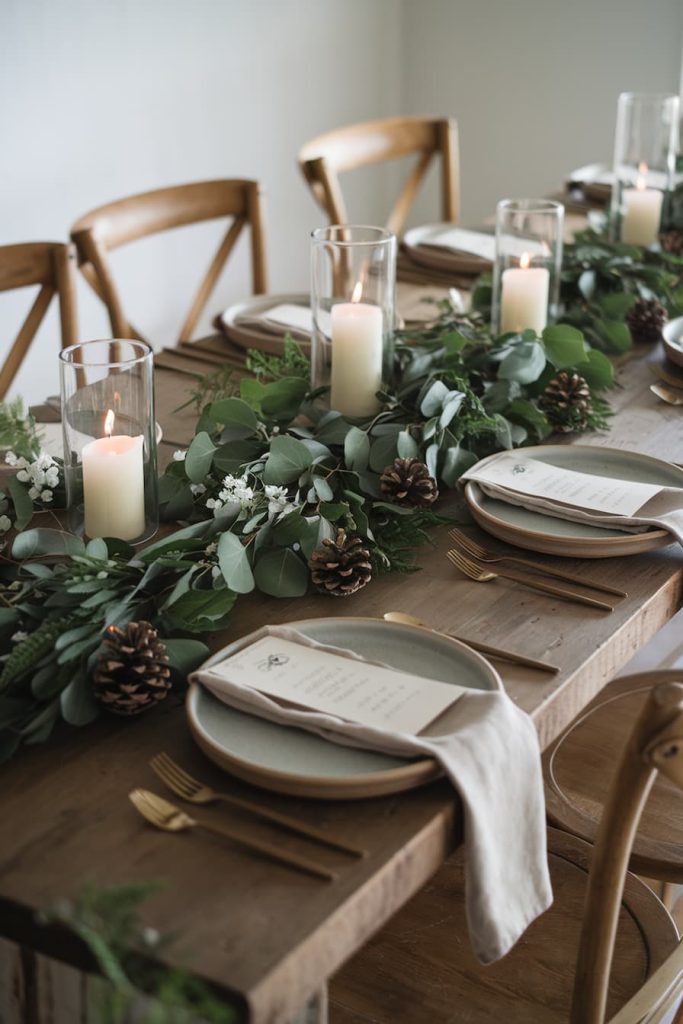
[383,611,560,674]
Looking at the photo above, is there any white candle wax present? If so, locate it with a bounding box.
[622,186,663,245]
[82,434,146,540]
[330,301,383,417]
[500,266,550,334]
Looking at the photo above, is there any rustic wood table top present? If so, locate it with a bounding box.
[1,282,682,1023]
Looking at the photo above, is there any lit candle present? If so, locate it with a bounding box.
[330,283,383,418]
[622,163,663,246]
[82,410,146,540]
[500,252,550,334]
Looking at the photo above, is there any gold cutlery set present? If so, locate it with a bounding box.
[447,528,627,612]
[130,753,366,881]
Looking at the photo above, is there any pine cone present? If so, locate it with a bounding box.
[659,229,683,256]
[93,621,171,716]
[626,297,667,345]
[538,371,593,434]
[379,457,439,508]
[308,528,373,597]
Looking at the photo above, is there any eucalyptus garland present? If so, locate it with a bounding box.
[0,228,680,761]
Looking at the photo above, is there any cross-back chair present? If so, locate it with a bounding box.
[330,674,683,1024]
[70,179,267,345]
[0,242,78,399]
[298,115,459,237]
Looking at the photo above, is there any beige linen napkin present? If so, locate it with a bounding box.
[470,479,683,545]
[191,625,553,965]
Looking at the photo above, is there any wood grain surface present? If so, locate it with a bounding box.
[1,281,682,1022]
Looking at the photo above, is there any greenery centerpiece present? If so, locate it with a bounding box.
[1,228,682,761]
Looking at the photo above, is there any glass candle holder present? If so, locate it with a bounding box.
[311,225,396,419]
[59,340,158,543]
[609,92,680,245]
[492,199,564,337]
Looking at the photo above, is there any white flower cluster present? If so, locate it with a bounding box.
[5,451,60,502]
[206,474,257,516]
[264,484,296,521]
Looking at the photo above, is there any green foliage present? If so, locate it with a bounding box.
[246,334,310,381]
[45,881,237,1024]
[0,397,42,460]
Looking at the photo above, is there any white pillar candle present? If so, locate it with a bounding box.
[500,254,550,334]
[622,178,663,246]
[330,299,383,418]
[82,412,146,540]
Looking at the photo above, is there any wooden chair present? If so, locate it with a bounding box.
[544,670,683,896]
[330,674,683,1024]
[70,179,267,344]
[298,116,459,236]
[0,243,78,399]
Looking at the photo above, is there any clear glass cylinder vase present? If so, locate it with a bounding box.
[310,225,396,419]
[59,340,158,543]
[609,92,680,245]
[492,199,564,336]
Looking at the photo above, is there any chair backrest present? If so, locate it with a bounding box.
[569,674,683,1024]
[0,242,78,399]
[298,115,459,236]
[70,179,268,345]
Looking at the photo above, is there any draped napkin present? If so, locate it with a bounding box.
[463,452,683,547]
[191,625,553,965]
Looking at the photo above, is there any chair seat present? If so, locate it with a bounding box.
[544,671,683,882]
[329,827,678,1024]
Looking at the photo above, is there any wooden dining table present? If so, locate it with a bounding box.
[1,280,682,1024]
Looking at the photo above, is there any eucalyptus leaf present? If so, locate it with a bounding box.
[420,379,450,416]
[12,530,86,560]
[498,341,546,384]
[263,435,312,484]
[542,325,588,369]
[217,532,255,593]
[312,476,334,501]
[580,349,614,389]
[165,587,237,630]
[253,547,309,597]
[85,538,109,560]
[7,475,33,532]
[344,427,370,471]
[184,432,217,483]
[594,319,632,353]
[207,398,259,438]
[61,671,100,726]
[163,638,210,677]
[441,444,478,487]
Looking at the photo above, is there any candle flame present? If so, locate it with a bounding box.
[636,161,648,191]
[104,409,115,436]
[351,282,363,303]
[520,252,531,270]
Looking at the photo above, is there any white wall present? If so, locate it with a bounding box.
[2,0,682,405]
[1,0,402,402]
[401,0,683,227]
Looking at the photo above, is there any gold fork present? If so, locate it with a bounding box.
[449,528,627,598]
[129,789,337,881]
[150,752,366,857]
[446,549,614,612]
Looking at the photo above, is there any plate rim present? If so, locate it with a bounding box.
[186,616,502,796]
[464,444,683,555]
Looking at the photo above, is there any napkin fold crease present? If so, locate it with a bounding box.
[191,625,553,965]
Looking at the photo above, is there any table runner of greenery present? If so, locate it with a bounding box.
[0,229,681,760]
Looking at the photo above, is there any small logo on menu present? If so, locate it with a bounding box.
[258,653,290,672]
[512,463,527,475]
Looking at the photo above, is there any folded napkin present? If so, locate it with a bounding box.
[236,303,326,342]
[418,228,496,262]
[191,625,553,964]
[462,452,683,546]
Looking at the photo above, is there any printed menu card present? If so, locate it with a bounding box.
[208,635,465,734]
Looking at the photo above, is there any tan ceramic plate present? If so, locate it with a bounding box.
[465,445,683,558]
[662,317,683,370]
[218,293,311,355]
[403,224,492,276]
[186,617,502,800]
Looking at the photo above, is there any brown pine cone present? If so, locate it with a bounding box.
[308,528,372,597]
[379,457,439,508]
[93,621,171,716]
[538,371,593,434]
[659,229,683,256]
[626,297,667,345]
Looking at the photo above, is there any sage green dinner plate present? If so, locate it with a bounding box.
[186,617,502,800]
[465,445,683,558]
